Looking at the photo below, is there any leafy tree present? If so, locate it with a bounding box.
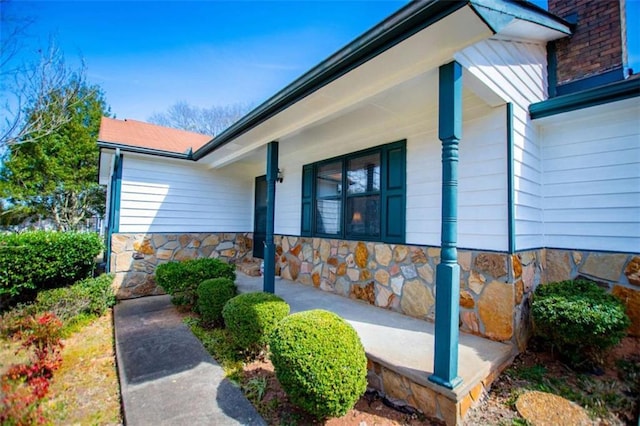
[148,101,251,136]
[0,81,109,231]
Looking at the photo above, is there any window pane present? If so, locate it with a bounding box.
[316,199,341,235]
[347,196,380,237]
[316,161,342,197]
[347,153,380,194]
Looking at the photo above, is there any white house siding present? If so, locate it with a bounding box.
[119,154,254,233]
[456,38,548,250]
[539,97,640,253]
[273,87,508,251]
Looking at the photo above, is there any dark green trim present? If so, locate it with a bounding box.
[105,151,123,273]
[556,67,626,96]
[97,141,192,160]
[253,175,267,259]
[300,164,314,237]
[470,0,571,36]
[530,77,640,119]
[506,103,515,254]
[263,142,278,293]
[546,41,557,98]
[301,140,406,244]
[430,61,463,390]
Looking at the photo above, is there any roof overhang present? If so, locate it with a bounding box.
[97,140,192,160]
[193,0,570,168]
[530,77,640,120]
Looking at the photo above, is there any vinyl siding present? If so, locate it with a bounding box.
[539,97,640,252]
[118,154,254,233]
[456,38,547,250]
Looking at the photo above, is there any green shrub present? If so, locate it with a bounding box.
[1,274,116,337]
[0,231,103,307]
[222,292,289,356]
[155,258,235,306]
[35,274,116,322]
[196,278,237,326]
[532,279,630,367]
[269,309,367,419]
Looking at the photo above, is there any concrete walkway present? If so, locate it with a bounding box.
[114,295,266,426]
[236,273,514,400]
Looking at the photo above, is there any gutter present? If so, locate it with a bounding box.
[105,149,123,273]
[97,141,193,160]
[530,77,640,119]
[506,103,515,254]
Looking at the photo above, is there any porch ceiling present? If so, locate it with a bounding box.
[197,1,568,170]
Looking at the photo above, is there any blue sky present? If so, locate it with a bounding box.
[2,0,639,122]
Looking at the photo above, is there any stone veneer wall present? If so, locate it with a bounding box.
[366,358,512,425]
[110,232,253,299]
[544,249,640,337]
[273,235,545,346]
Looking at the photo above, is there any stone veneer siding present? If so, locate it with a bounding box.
[366,358,512,425]
[544,249,640,337]
[109,232,639,340]
[273,235,545,347]
[110,232,253,299]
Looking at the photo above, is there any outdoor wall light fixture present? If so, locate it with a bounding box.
[277,169,284,183]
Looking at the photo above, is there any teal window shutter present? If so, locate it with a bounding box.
[300,164,314,236]
[381,141,406,243]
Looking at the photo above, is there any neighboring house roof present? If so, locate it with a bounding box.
[98,117,212,157]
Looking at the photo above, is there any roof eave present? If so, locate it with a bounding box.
[469,0,571,38]
[192,0,572,161]
[192,0,469,161]
[98,140,193,160]
[529,77,640,120]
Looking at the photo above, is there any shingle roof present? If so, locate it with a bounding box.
[98,117,212,154]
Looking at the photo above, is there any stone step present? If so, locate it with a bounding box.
[235,258,262,277]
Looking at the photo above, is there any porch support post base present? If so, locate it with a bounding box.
[429,262,463,389]
[429,60,462,390]
[263,141,278,294]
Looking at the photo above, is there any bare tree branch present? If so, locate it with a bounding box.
[148,101,251,136]
[1,40,94,147]
[1,1,94,149]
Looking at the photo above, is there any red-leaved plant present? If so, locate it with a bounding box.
[1,312,64,425]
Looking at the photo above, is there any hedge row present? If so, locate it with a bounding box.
[0,231,103,308]
[1,273,116,338]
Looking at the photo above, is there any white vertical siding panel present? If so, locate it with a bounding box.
[456,38,548,250]
[540,98,640,252]
[119,155,254,233]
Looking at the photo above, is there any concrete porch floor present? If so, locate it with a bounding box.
[236,272,515,424]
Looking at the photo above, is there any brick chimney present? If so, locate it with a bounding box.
[548,0,628,96]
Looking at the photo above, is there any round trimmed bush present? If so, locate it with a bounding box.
[222,292,289,355]
[268,309,367,419]
[196,278,237,326]
[532,279,630,366]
